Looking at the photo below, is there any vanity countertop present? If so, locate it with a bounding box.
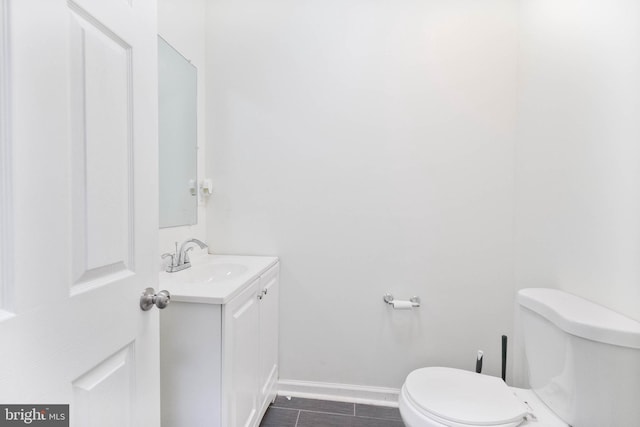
[158,254,279,304]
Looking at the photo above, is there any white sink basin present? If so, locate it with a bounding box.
[190,262,248,283]
[159,255,278,304]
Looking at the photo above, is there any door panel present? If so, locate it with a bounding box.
[72,344,134,427]
[259,265,279,406]
[69,4,134,289]
[224,279,260,427]
[0,0,11,316]
[0,1,159,425]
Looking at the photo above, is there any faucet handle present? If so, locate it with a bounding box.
[183,247,195,264]
[161,252,175,270]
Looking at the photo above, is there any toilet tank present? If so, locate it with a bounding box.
[517,288,640,427]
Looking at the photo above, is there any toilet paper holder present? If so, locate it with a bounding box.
[383,293,421,308]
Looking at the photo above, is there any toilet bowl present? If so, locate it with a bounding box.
[399,288,640,427]
[398,367,565,427]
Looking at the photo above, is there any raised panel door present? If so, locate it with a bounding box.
[0,0,160,425]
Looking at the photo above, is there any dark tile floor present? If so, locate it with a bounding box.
[260,396,406,427]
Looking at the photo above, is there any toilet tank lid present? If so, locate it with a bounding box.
[518,288,640,349]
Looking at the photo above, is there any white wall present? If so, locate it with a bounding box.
[515,0,640,324]
[158,0,208,259]
[206,0,518,390]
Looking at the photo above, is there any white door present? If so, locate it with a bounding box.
[0,0,160,425]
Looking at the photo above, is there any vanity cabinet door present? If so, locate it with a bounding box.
[223,278,261,427]
[258,263,280,410]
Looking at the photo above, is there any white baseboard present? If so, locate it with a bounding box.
[277,379,400,408]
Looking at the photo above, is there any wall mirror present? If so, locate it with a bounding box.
[158,36,198,228]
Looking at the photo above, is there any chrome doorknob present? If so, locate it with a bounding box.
[140,288,171,311]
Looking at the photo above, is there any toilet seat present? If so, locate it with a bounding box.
[401,367,529,427]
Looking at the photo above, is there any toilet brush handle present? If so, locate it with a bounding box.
[501,335,508,382]
[475,351,483,374]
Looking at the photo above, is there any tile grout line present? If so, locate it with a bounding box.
[289,408,402,422]
[271,406,354,417]
[283,408,355,417]
[271,406,401,420]
[266,400,404,426]
[353,414,404,422]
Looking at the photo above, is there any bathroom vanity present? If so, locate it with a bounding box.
[159,255,279,427]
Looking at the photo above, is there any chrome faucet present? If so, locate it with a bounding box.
[162,238,208,273]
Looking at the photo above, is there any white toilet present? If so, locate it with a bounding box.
[399,288,640,427]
